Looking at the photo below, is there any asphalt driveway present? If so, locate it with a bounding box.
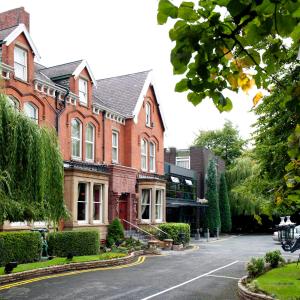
[0,235,291,300]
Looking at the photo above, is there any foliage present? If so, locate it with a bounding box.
[0,94,68,226]
[106,218,125,247]
[0,253,127,275]
[219,173,232,233]
[47,230,100,257]
[0,231,42,266]
[158,223,190,244]
[226,153,273,221]
[264,250,285,268]
[120,237,143,252]
[206,159,221,232]
[194,120,245,165]
[255,263,300,300]
[157,0,299,111]
[247,257,265,278]
[253,66,300,213]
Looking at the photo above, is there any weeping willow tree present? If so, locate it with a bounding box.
[226,153,273,224]
[0,94,68,228]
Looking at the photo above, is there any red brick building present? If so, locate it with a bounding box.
[0,7,166,237]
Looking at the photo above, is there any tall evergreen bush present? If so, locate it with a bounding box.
[0,94,68,226]
[206,159,221,233]
[106,218,124,247]
[219,173,232,233]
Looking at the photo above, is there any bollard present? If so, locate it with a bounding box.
[217,227,219,240]
[206,228,210,242]
[195,228,200,240]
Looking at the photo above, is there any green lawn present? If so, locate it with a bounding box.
[0,252,127,276]
[255,263,300,300]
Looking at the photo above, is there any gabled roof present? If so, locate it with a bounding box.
[1,23,40,60]
[39,59,97,85]
[93,70,150,117]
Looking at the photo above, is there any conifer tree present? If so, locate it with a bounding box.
[206,159,221,234]
[219,173,232,233]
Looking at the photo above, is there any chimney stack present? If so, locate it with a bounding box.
[0,7,30,32]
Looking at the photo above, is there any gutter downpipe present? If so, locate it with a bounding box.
[102,110,106,162]
[55,85,70,135]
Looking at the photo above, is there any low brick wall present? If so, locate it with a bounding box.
[0,251,144,285]
[238,276,275,300]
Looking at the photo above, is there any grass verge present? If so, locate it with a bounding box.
[255,263,300,300]
[0,252,127,276]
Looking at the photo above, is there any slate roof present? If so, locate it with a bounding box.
[34,62,55,85]
[93,70,150,117]
[38,60,82,79]
[0,25,18,41]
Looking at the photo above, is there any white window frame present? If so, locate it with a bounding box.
[141,189,151,222]
[79,78,88,105]
[112,131,119,163]
[176,156,190,169]
[24,102,38,123]
[77,182,88,224]
[71,119,82,160]
[155,189,164,222]
[93,184,103,224]
[145,102,151,127]
[14,46,27,81]
[141,139,148,171]
[8,96,20,110]
[85,123,95,162]
[149,141,156,173]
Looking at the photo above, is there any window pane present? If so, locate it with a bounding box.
[141,189,151,220]
[24,103,38,123]
[155,190,163,220]
[112,148,117,162]
[77,183,87,221]
[112,132,117,147]
[86,125,93,142]
[14,47,27,81]
[93,185,102,222]
[79,79,87,104]
[72,120,80,138]
[72,139,80,157]
[86,143,93,160]
[14,47,26,64]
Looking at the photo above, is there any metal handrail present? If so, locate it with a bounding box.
[122,219,158,241]
[145,223,170,239]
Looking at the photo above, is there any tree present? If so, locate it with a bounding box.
[106,218,125,247]
[219,173,232,233]
[157,0,299,110]
[0,94,68,227]
[194,120,245,165]
[205,159,221,233]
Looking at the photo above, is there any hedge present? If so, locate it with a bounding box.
[158,223,190,245]
[0,231,42,266]
[48,230,99,257]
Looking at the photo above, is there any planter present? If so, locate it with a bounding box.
[163,239,173,250]
[238,276,275,300]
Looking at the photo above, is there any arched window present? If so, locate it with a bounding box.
[7,96,20,110]
[24,102,38,123]
[149,141,156,173]
[145,102,151,127]
[86,123,95,161]
[141,138,148,171]
[71,119,82,159]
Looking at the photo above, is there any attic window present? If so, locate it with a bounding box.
[14,46,27,81]
[79,78,88,105]
[145,102,151,127]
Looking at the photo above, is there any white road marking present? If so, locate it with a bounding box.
[206,274,240,280]
[140,260,239,300]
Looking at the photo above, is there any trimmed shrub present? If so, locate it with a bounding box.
[158,223,190,245]
[247,257,265,278]
[0,231,42,266]
[265,250,285,268]
[106,218,124,247]
[48,230,99,257]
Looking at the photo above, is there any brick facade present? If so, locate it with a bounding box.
[0,7,166,236]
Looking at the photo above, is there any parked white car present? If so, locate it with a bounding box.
[273,225,300,242]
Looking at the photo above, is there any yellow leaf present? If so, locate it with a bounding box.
[222,47,233,60]
[227,74,238,89]
[252,91,263,107]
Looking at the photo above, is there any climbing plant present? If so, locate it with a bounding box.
[0,94,68,227]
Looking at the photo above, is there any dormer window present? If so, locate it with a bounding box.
[145,102,151,127]
[79,78,88,105]
[14,46,27,81]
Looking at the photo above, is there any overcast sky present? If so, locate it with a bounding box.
[2,0,257,148]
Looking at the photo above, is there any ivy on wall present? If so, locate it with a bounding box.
[0,94,68,228]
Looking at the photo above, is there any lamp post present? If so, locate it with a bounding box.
[277,216,296,251]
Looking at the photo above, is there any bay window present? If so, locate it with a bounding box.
[71,119,82,159]
[86,123,94,161]
[77,183,88,223]
[141,189,151,221]
[14,46,27,81]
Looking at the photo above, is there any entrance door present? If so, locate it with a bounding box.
[119,201,128,229]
